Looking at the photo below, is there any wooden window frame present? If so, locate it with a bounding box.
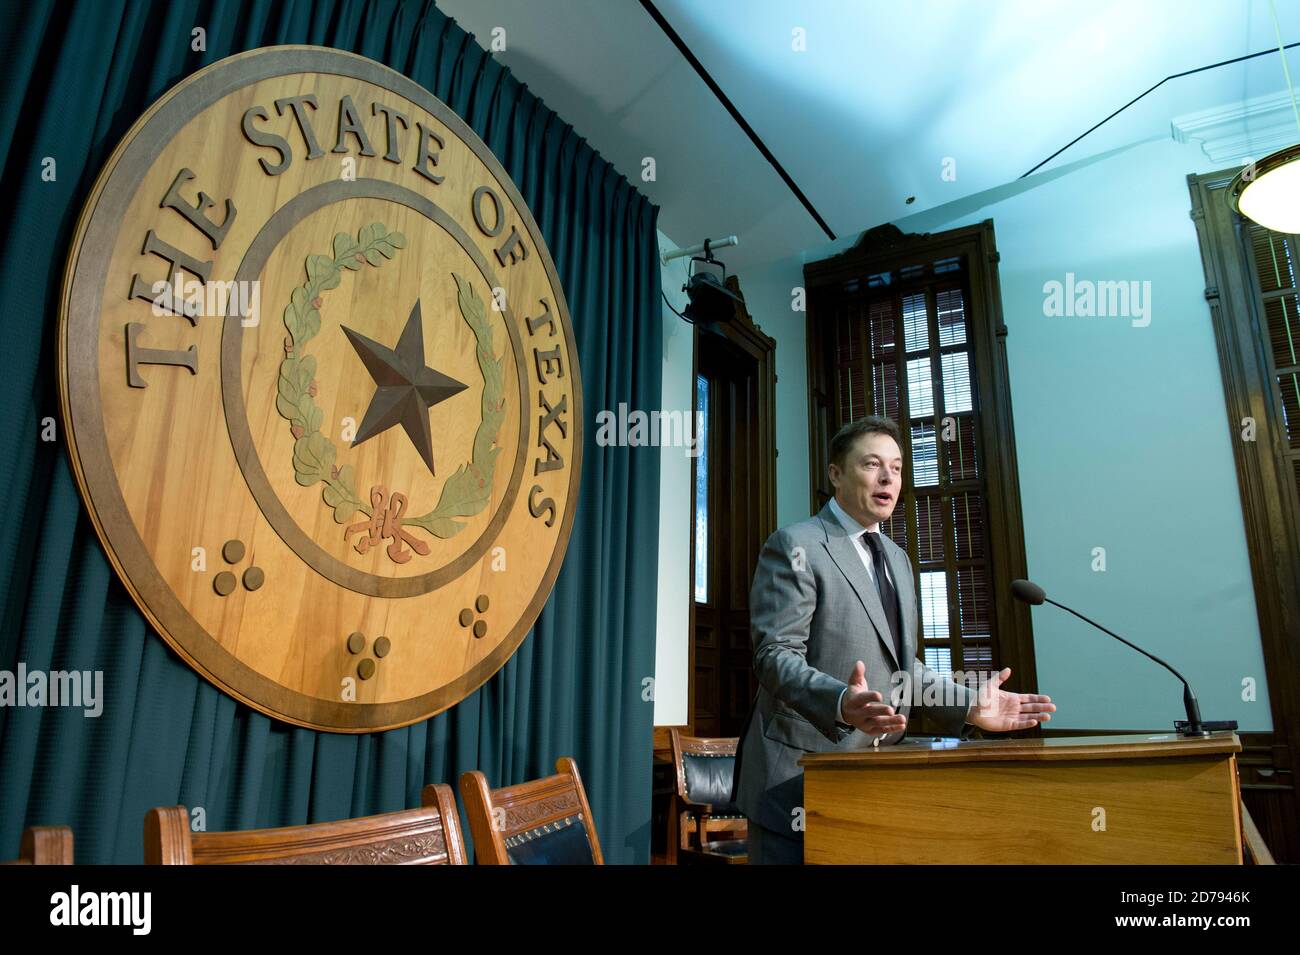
[1188,169,1300,861]
[803,220,1039,693]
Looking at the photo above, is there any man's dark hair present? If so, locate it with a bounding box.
[829,416,902,468]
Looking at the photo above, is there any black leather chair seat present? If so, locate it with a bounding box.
[700,839,748,858]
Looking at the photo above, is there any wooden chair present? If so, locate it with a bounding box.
[438,756,603,864]
[2,826,74,864]
[669,728,748,864]
[144,785,466,864]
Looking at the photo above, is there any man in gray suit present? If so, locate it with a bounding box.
[734,415,1055,864]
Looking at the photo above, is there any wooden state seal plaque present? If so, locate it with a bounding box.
[58,47,581,731]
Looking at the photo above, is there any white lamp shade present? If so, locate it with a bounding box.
[1231,145,1300,234]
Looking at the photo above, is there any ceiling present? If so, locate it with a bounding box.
[437,0,1300,270]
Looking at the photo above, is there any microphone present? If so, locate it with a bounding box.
[1010,579,1046,606]
[1010,579,1230,738]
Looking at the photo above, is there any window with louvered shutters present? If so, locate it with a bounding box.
[805,225,1033,690]
[1248,225,1300,505]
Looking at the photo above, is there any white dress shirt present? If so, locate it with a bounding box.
[827,497,893,589]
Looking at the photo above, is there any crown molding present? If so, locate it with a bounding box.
[1172,90,1300,164]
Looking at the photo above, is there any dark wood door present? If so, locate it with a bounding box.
[692,332,764,737]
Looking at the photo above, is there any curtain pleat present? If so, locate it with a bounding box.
[0,0,661,864]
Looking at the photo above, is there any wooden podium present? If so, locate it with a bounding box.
[799,732,1243,864]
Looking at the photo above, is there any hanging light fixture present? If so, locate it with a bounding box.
[1229,1,1300,233]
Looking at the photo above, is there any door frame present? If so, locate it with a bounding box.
[686,276,777,733]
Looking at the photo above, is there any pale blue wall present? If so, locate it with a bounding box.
[737,136,1272,732]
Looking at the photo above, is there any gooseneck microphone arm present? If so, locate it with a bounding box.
[1040,597,1204,735]
[1010,579,1207,736]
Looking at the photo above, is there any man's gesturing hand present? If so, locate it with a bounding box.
[840,660,906,736]
[967,667,1056,731]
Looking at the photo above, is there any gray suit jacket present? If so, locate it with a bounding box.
[734,503,976,835]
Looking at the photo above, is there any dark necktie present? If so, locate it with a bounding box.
[861,531,901,659]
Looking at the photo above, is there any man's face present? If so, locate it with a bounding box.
[829,431,903,528]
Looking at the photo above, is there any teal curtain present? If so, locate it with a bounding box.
[0,0,661,864]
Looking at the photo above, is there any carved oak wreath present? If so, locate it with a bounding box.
[275,222,505,557]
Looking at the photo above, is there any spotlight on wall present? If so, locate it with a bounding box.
[660,236,744,332]
[683,250,744,329]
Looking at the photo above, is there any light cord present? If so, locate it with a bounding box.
[1270,0,1300,134]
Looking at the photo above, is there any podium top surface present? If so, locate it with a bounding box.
[799,731,1241,768]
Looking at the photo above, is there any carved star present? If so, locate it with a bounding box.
[341,300,467,475]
